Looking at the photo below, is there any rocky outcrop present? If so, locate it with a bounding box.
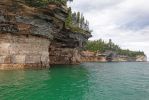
[0,0,146,70]
[49,45,81,64]
[134,55,147,62]
[80,51,107,62]
[80,50,147,62]
[100,51,147,62]
[0,0,67,39]
[0,0,91,69]
[52,29,91,48]
[49,29,91,65]
[110,53,147,62]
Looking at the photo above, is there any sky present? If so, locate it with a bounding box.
[68,0,149,59]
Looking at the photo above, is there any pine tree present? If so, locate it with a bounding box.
[77,12,80,27]
[65,7,72,27]
[80,13,85,28]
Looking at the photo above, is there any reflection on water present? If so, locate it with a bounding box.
[0,62,149,100]
[0,65,89,100]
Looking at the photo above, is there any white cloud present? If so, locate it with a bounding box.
[68,0,149,59]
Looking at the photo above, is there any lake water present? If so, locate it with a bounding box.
[0,62,149,100]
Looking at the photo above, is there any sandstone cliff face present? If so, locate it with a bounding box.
[0,33,50,70]
[0,0,55,69]
[80,51,107,62]
[0,0,91,69]
[111,54,147,62]
[80,50,147,63]
[135,55,147,62]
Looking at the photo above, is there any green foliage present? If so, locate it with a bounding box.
[85,39,120,52]
[65,10,91,33]
[76,12,80,24]
[68,26,89,34]
[65,8,90,34]
[65,7,72,27]
[117,49,145,57]
[85,39,145,57]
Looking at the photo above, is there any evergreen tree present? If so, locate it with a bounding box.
[85,39,145,57]
[65,7,72,27]
[77,12,80,27]
[80,13,84,28]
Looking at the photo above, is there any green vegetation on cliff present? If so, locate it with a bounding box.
[85,39,145,57]
[65,7,91,34]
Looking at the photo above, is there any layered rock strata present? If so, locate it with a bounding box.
[80,50,147,62]
[80,51,107,62]
[0,0,91,69]
[0,33,50,70]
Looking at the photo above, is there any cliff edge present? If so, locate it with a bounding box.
[0,0,91,70]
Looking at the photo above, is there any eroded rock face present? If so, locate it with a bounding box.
[0,33,50,70]
[80,51,107,62]
[0,0,65,69]
[49,45,80,65]
[52,29,91,48]
[136,55,147,62]
[0,0,91,69]
[0,0,70,38]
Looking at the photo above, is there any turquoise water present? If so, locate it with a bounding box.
[0,62,149,100]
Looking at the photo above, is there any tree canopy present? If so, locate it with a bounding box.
[65,8,91,33]
[85,39,145,57]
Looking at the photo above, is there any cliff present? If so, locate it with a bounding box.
[0,0,145,70]
[80,51,106,62]
[80,50,147,62]
[84,39,147,62]
[0,0,91,70]
[136,55,147,62]
[112,55,147,62]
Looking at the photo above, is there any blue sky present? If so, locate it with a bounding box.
[68,0,149,59]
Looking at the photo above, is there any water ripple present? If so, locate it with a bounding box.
[0,62,149,100]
